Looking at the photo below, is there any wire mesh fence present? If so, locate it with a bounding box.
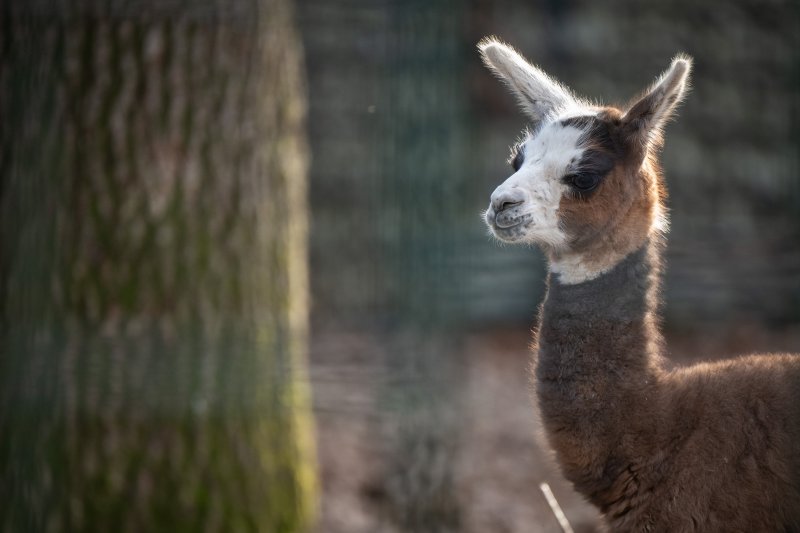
[300,1,800,531]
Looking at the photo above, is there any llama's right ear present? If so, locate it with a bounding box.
[479,38,576,122]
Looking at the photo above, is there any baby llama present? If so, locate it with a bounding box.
[479,38,800,532]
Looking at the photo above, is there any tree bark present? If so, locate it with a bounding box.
[0,2,316,531]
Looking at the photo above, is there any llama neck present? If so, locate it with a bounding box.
[535,238,665,506]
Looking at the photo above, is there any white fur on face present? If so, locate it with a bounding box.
[484,120,589,247]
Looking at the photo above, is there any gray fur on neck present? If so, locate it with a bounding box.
[534,240,664,507]
[537,241,661,378]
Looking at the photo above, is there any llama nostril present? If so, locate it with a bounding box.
[491,189,526,213]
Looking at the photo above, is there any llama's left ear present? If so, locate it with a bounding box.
[479,38,577,122]
[622,55,692,149]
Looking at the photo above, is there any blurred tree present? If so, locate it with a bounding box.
[0,1,316,531]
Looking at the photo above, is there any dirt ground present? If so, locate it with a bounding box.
[310,323,800,533]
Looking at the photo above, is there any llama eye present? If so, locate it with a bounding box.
[511,149,525,172]
[569,173,599,191]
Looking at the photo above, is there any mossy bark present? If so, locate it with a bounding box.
[0,2,316,531]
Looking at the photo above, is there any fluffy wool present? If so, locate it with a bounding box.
[480,37,800,531]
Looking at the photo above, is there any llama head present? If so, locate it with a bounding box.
[480,38,691,283]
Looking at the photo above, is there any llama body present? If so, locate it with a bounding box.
[479,39,800,531]
[538,240,800,530]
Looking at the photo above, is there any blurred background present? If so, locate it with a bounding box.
[2,0,799,532]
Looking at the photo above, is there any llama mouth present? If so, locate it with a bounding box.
[494,218,524,229]
[485,208,530,240]
[490,217,531,241]
[494,221,523,232]
[493,212,531,231]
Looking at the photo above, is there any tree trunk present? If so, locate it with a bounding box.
[0,2,316,531]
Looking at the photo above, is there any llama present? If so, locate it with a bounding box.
[479,38,800,531]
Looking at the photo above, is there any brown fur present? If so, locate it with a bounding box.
[534,106,800,531]
[478,43,800,529]
[555,108,659,275]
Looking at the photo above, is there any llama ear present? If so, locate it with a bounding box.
[622,55,692,148]
[479,38,577,122]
